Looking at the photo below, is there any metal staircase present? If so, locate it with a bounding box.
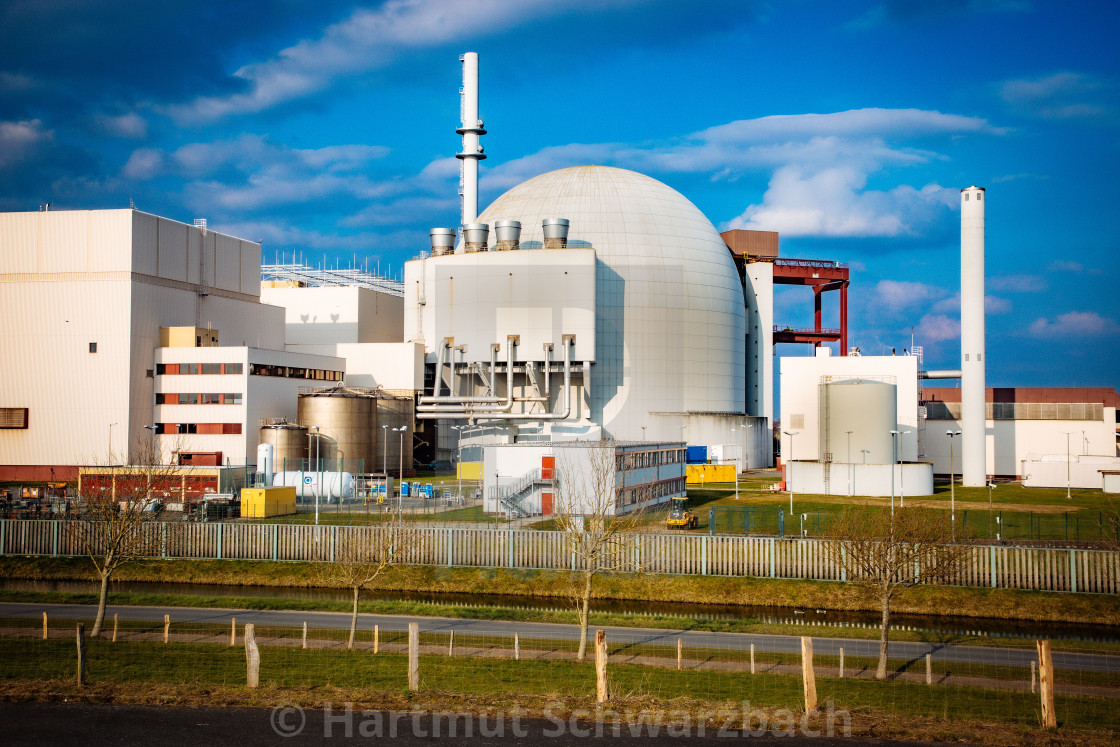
[493,467,554,518]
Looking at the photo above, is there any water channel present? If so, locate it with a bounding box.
[3,578,1115,644]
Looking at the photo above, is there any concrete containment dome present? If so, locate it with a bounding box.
[478,165,746,437]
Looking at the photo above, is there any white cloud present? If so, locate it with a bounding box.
[870,280,949,314]
[722,165,957,237]
[915,313,961,343]
[1049,259,1083,273]
[931,292,1011,315]
[0,119,50,168]
[165,0,560,123]
[1000,72,1115,120]
[1028,312,1120,338]
[697,108,1003,142]
[990,274,1047,292]
[94,112,147,139]
[121,148,164,180]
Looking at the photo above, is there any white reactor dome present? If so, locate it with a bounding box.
[478,165,746,437]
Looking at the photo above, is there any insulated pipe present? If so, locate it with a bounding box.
[456,52,486,229]
[416,336,575,421]
[419,343,506,404]
[921,370,963,379]
[429,340,448,399]
[417,339,517,412]
[960,186,987,486]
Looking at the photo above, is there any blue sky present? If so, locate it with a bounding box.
[2,0,1117,389]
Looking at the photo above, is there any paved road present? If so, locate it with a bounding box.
[0,701,923,745]
[4,601,1117,674]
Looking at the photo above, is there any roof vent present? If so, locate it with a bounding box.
[493,220,522,251]
[542,218,569,249]
[463,223,489,253]
[429,228,456,256]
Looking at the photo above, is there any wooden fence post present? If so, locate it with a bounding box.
[42,611,47,640]
[676,638,682,671]
[448,630,454,657]
[595,629,608,704]
[302,622,307,650]
[514,632,520,661]
[112,613,118,643]
[838,647,844,679]
[230,617,237,646]
[801,636,817,714]
[1037,640,1056,729]
[76,623,86,687]
[925,653,932,685]
[373,624,379,654]
[408,623,419,692]
[163,614,170,644]
[750,643,755,675]
[244,623,259,689]
[1031,660,1037,694]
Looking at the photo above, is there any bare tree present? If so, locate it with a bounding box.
[72,438,179,636]
[827,506,967,680]
[554,442,651,661]
[320,524,412,650]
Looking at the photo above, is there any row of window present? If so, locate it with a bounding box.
[617,478,686,508]
[248,364,343,381]
[616,449,687,471]
[154,423,243,435]
[157,363,244,375]
[155,393,243,405]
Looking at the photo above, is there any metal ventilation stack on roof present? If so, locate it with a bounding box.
[464,223,489,253]
[494,220,521,250]
[542,218,570,249]
[430,228,456,256]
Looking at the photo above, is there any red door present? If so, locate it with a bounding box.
[541,456,555,480]
[541,491,553,516]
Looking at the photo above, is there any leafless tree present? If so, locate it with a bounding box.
[827,505,967,680]
[554,442,652,661]
[320,524,413,650]
[71,438,179,636]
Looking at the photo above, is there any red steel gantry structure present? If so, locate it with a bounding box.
[723,229,850,356]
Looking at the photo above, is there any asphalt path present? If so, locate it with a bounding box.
[0,701,915,745]
[4,601,1117,674]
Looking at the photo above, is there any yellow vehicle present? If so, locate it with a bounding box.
[666,497,698,530]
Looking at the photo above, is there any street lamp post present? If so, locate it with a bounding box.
[889,430,901,521]
[782,430,798,517]
[858,449,869,496]
[1060,431,1071,500]
[108,422,118,466]
[845,430,853,497]
[142,424,157,464]
[309,426,320,526]
[946,430,961,540]
[898,430,911,507]
[394,425,408,526]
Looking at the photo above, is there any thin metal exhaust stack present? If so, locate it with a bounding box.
[464,223,489,253]
[429,228,456,256]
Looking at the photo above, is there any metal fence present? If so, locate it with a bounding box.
[1,519,1117,594]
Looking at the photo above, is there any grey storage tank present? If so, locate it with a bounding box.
[819,378,897,464]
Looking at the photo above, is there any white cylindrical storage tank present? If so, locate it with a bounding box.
[821,379,897,464]
[430,228,456,256]
[493,219,521,250]
[463,223,489,253]
[256,443,274,486]
[541,218,569,249]
[273,471,355,501]
[960,186,986,486]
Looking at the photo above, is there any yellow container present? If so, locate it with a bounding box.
[240,486,297,518]
[457,461,483,481]
[686,464,735,485]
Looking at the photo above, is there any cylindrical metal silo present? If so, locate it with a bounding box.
[375,395,414,476]
[298,387,377,474]
[259,422,308,472]
[820,379,897,464]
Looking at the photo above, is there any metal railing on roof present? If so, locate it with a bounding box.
[261,263,404,297]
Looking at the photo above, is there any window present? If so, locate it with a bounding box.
[89,342,97,353]
[187,363,199,374]
[964,193,969,201]
[977,193,982,201]
[0,407,29,429]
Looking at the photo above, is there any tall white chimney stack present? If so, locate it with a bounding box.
[456,52,486,232]
[960,186,987,486]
